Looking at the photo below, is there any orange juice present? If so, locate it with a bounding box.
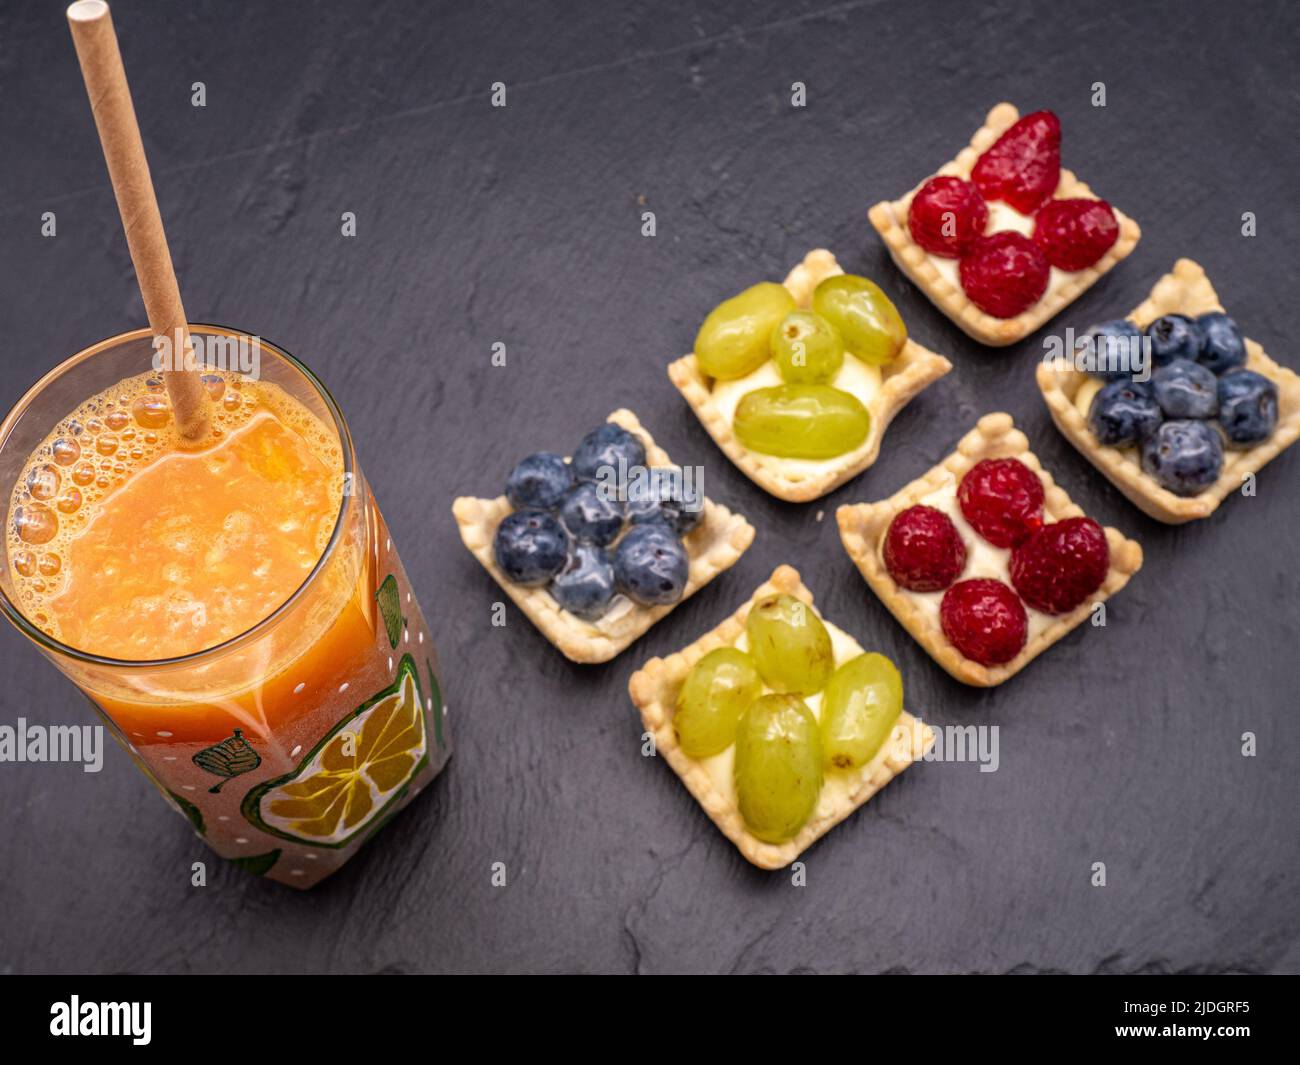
[2,331,448,888]
[13,375,343,662]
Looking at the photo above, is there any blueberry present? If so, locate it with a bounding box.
[1151,359,1218,420]
[1146,314,1204,366]
[1087,378,1163,446]
[505,452,573,510]
[1140,420,1223,496]
[625,465,704,537]
[613,524,689,606]
[1217,369,1278,447]
[571,423,647,484]
[493,509,569,585]
[548,544,617,620]
[1080,319,1143,380]
[1196,312,1246,375]
[557,481,625,546]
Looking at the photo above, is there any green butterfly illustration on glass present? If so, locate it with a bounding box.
[376,574,405,649]
[230,849,281,877]
[426,659,444,750]
[168,790,205,835]
[192,728,262,793]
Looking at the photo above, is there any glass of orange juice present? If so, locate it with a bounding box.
[0,325,449,887]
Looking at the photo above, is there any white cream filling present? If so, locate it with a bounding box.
[709,356,883,476]
[591,592,637,634]
[695,618,891,811]
[925,199,1082,303]
[895,478,1054,642]
[1074,375,1103,417]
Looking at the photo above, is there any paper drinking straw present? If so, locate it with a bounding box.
[66,0,210,441]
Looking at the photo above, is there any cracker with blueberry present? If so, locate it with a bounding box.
[1037,258,1300,523]
[453,410,755,664]
[837,413,1143,688]
[869,103,1141,347]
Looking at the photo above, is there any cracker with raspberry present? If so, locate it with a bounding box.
[869,103,1141,347]
[837,413,1143,687]
[1037,258,1300,523]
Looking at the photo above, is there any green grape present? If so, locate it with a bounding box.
[812,274,907,366]
[694,282,795,380]
[733,384,870,460]
[819,653,903,770]
[745,593,834,695]
[733,694,824,843]
[769,311,844,384]
[674,647,763,758]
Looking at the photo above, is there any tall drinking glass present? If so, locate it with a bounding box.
[0,326,449,887]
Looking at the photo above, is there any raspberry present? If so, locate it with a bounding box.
[957,457,1045,548]
[1010,516,1109,614]
[883,505,967,592]
[971,110,1061,214]
[940,579,1027,666]
[1032,198,1119,271]
[959,232,1050,318]
[907,176,989,258]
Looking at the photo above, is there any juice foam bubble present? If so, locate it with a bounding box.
[6,369,344,656]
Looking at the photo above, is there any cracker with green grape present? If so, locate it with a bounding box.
[669,249,951,503]
[629,564,933,870]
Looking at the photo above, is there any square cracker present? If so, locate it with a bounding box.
[1037,258,1300,523]
[837,413,1143,687]
[668,248,952,503]
[453,409,755,664]
[628,563,934,870]
[868,102,1142,347]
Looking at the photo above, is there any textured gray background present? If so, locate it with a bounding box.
[0,0,1296,974]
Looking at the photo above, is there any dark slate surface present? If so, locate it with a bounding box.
[0,0,1297,974]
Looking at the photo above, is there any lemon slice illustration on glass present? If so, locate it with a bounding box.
[242,655,428,848]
